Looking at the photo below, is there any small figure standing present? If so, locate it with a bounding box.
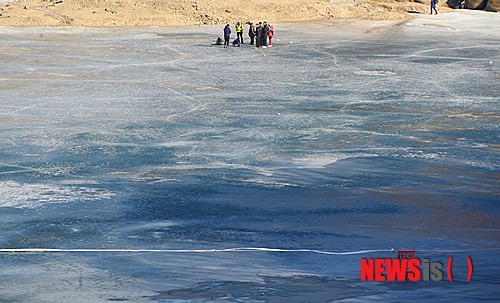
[223,24,231,48]
[261,21,270,48]
[268,23,274,47]
[236,20,244,44]
[247,22,256,45]
[255,22,262,48]
[430,0,438,14]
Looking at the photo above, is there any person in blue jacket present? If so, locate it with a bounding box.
[430,0,438,14]
[223,24,231,48]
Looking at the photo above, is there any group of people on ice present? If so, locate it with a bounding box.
[222,20,274,48]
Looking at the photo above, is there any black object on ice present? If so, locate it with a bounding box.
[446,0,466,8]
[213,37,223,45]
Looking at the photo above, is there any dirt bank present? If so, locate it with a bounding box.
[0,0,453,27]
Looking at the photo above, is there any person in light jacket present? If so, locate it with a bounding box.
[235,20,244,44]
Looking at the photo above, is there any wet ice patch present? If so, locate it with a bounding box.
[0,181,115,209]
[151,275,380,302]
[0,260,155,302]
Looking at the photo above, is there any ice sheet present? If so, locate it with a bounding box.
[0,11,499,302]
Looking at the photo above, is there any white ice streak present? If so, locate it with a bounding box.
[353,70,396,76]
[288,154,377,169]
[0,181,115,209]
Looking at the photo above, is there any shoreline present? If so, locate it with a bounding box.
[2,10,497,35]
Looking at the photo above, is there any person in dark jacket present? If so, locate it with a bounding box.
[261,21,270,48]
[223,24,231,48]
[247,22,256,45]
[255,22,262,48]
[430,0,438,14]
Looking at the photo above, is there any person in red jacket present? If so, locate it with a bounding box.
[268,24,275,47]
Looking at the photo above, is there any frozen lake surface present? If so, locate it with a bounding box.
[0,11,499,302]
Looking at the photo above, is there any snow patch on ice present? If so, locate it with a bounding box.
[353,70,396,76]
[242,178,299,188]
[289,154,378,168]
[0,181,115,209]
[0,0,17,6]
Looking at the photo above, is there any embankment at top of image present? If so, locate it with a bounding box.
[0,0,460,27]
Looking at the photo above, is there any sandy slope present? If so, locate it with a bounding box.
[0,0,452,27]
